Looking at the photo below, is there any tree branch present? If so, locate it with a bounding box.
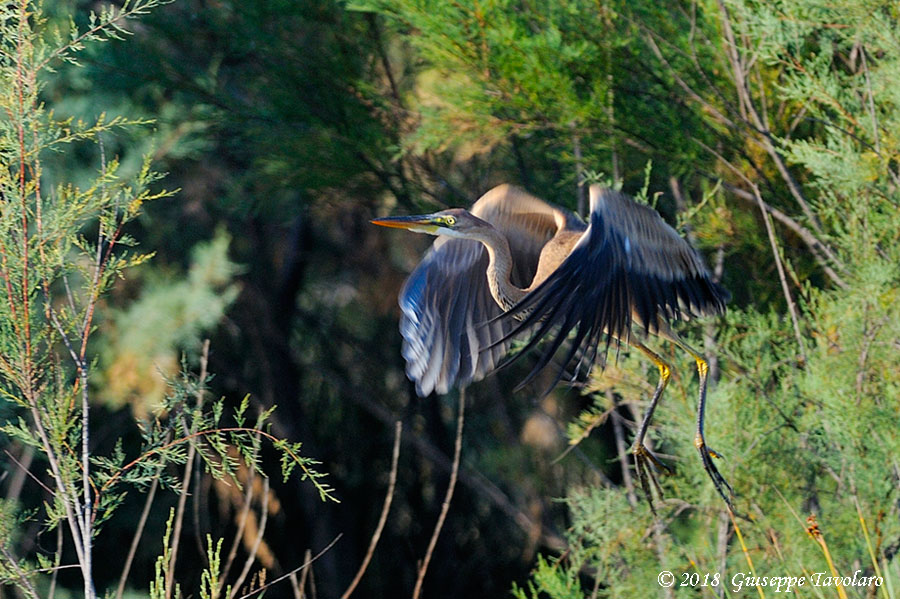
[341,421,402,599]
[412,390,465,599]
[716,180,849,289]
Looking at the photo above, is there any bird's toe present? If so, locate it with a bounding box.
[632,443,672,514]
[696,439,735,507]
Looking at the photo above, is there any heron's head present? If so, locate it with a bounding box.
[371,208,488,238]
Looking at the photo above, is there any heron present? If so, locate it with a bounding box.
[372,184,732,506]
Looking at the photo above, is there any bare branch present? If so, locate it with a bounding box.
[296,549,313,599]
[236,536,343,599]
[643,31,736,129]
[219,463,257,590]
[609,394,636,507]
[717,180,849,289]
[3,447,47,498]
[0,542,40,599]
[715,0,823,235]
[702,142,807,362]
[341,421,402,599]
[289,568,303,599]
[115,471,162,599]
[166,339,211,599]
[339,379,564,549]
[48,526,63,599]
[855,313,887,406]
[412,390,465,599]
[230,477,271,598]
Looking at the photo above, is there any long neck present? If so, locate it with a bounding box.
[473,226,527,312]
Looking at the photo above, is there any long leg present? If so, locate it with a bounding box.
[629,340,674,509]
[667,333,734,506]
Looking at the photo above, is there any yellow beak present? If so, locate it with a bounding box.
[370,214,440,233]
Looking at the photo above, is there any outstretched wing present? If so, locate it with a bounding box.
[400,237,507,396]
[497,185,729,389]
[398,185,560,396]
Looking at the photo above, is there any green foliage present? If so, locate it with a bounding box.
[512,555,584,599]
[97,227,242,414]
[4,0,900,596]
[501,0,900,596]
[356,0,625,188]
[149,510,179,599]
[200,535,229,599]
[0,1,333,597]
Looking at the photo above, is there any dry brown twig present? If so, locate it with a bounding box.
[236,536,342,599]
[219,460,258,590]
[412,390,466,599]
[714,0,823,236]
[114,468,162,599]
[716,181,849,289]
[341,421,403,599]
[165,339,211,599]
[295,549,313,599]
[230,476,271,599]
[701,142,807,363]
[609,392,637,507]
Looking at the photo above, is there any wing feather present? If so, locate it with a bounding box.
[397,185,563,396]
[495,186,729,390]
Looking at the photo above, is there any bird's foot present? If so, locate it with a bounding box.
[632,443,672,514]
[695,435,735,509]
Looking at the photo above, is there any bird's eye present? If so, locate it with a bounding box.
[444,216,456,226]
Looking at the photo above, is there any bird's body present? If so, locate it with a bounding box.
[465,186,586,311]
[372,184,733,506]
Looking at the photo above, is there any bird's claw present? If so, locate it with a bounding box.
[696,437,735,508]
[632,443,672,514]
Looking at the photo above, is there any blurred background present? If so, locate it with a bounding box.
[4,0,900,597]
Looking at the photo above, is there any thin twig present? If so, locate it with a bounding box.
[165,436,198,597]
[115,473,162,599]
[855,314,887,406]
[718,180,848,288]
[715,510,730,599]
[859,46,880,155]
[0,542,39,599]
[165,339,211,599]
[753,190,807,363]
[341,381,564,549]
[192,454,208,566]
[609,393,637,507]
[590,567,602,599]
[643,30,736,129]
[48,526,63,599]
[715,0,822,235]
[652,517,674,599]
[706,147,808,362]
[3,447,48,497]
[412,390,465,599]
[289,570,303,599]
[235,536,342,599]
[230,477,271,598]
[296,549,313,599]
[341,421,402,599]
[219,464,257,590]
[707,172,806,365]
[23,391,87,572]
[309,559,318,598]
